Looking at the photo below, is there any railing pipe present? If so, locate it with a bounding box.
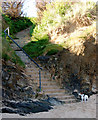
[39,70,41,92]
[4,31,42,70]
[4,28,42,91]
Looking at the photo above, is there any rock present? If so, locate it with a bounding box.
[17,79,26,87]
[55,58,58,60]
[73,89,79,93]
[2,71,10,81]
[92,85,97,94]
[2,100,53,115]
[37,56,50,63]
[2,107,19,114]
[46,96,62,106]
[72,89,79,99]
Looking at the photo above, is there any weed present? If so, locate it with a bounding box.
[2,38,25,68]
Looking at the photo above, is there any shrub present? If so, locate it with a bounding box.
[26,0,96,58]
[2,38,25,68]
[2,14,33,35]
[2,0,24,18]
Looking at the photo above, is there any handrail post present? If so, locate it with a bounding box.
[39,69,41,92]
[8,27,9,36]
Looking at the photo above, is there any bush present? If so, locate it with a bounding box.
[26,0,96,58]
[2,0,24,18]
[2,14,33,35]
[23,38,63,57]
[30,24,36,37]
[2,38,25,68]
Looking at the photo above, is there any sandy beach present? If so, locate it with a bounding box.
[1,94,97,119]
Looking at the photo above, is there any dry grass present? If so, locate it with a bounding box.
[61,22,96,55]
[48,1,96,51]
[2,0,25,18]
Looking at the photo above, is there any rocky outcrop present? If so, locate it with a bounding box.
[2,60,38,101]
[2,59,65,116]
[38,34,96,95]
[2,99,53,116]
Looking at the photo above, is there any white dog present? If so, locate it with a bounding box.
[84,95,88,102]
[78,93,88,102]
[79,93,84,101]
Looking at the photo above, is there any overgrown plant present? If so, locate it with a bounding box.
[2,14,32,36]
[36,0,50,22]
[2,38,25,68]
[2,0,25,18]
[24,0,96,57]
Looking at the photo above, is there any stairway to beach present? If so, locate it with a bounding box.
[10,28,77,103]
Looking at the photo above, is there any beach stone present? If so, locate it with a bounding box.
[2,100,53,115]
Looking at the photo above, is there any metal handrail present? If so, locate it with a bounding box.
[4,27,42,92]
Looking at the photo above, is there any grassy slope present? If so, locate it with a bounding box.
[2,15,35,67]
[23,0,96,58]
[2,38,25,68]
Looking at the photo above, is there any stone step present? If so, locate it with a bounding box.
[52,95,75,100]
[26,71,51,76]
[37,85,60,89]
[60,99,77,103]
[43,89,65,93]
[33,79,52,83]
[28,77,51,81]
[37,81,58,86]
[11,44,20,50]
[46,92,67,96]
[44,91,65,94]
[25,63,42,68]
[26,72,51,78]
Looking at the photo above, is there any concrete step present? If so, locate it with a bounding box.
[34,79,53,83]
[26,72,50,78]
[26,68,50,74]
[43,89,65,93]
[53,95,75,99]
[45,91,65,94]
[46,93,67,96]
[28,77,51,82]
[39,81,58,86]
[25,62,41,67]
[11,44,20,50]
[42,85,60,89]
[26,71,51,76]
[60,99,77,103]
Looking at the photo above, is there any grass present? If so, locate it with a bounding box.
[2,14,33,36]
[23,38,63,57]
[60,21,96,56]
[2,38,25,68]
[31,0,96,40]
[22,0,96,58]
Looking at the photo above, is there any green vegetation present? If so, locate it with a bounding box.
[23,39,63,57]
[2,38,25,68]
[23,0,96,58]
[32,1,95,39]
[2,14,34,66]
[2,14,33,36]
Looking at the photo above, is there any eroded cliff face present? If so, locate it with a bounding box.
[2,60,37,101]
[40,27,96,94]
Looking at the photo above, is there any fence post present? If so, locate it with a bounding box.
[39,69,41,92]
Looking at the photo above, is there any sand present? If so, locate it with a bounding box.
[1,94,97,119]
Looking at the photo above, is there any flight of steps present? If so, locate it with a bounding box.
[15,51,77,104]
[9,29,78,104]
